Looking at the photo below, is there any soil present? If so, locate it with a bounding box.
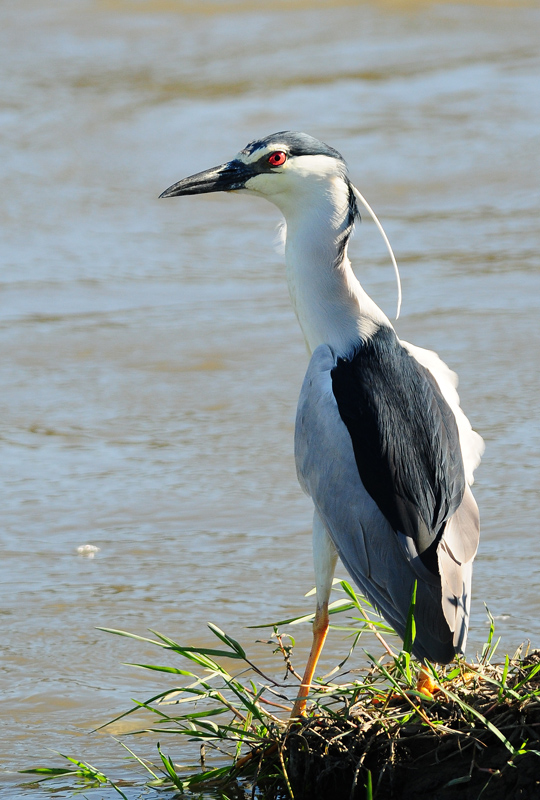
[285,713,540,800]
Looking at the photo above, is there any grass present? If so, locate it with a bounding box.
[21,582,540,799]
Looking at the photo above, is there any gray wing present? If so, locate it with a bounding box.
[295,343,478,663]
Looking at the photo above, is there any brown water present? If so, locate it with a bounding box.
[1,0,539,796]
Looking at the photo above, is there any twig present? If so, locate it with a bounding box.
[278,740,295,800]
[357,607,396,658]
[349,732,378,800]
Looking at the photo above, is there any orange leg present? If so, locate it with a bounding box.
[290,602,329,719]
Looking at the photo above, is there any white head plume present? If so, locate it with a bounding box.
[351,185,402,320]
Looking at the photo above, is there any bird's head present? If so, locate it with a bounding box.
[159,131,351,216]
[161,131,402,317]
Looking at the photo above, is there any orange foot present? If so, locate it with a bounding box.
[416,668,439,699]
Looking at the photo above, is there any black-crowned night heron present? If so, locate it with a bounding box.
[160,132,483,717]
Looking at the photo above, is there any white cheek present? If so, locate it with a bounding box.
[244,172,284,196]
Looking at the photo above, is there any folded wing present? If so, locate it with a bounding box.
[295,329,482,662]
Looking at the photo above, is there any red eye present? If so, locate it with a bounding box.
[268,151,287,167]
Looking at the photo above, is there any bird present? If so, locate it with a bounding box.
[160,131,484,717]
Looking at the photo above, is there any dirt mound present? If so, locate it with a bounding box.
[264,655,540,800]
[286,709,540,799]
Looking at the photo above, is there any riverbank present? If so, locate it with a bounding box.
[22,586,540,799]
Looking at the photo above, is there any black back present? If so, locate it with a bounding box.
[331,326,465,574]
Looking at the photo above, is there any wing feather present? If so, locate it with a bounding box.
[330,326,465,571]
[401,341,484,486]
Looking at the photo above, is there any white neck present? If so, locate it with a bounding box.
[271,175,390,357]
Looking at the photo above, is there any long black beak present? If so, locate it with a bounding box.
[159,159,252,198]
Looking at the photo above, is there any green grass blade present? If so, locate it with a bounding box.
[207,623,247,659]
[97,627,169,647]
[498,654,510,701]
[113,738,160,780]
[514,662,540,692]
[403,581,417,655]
[124,663,199,676]
[156,742,184,790]
[440,686,516,755]
[249,599,356,628]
